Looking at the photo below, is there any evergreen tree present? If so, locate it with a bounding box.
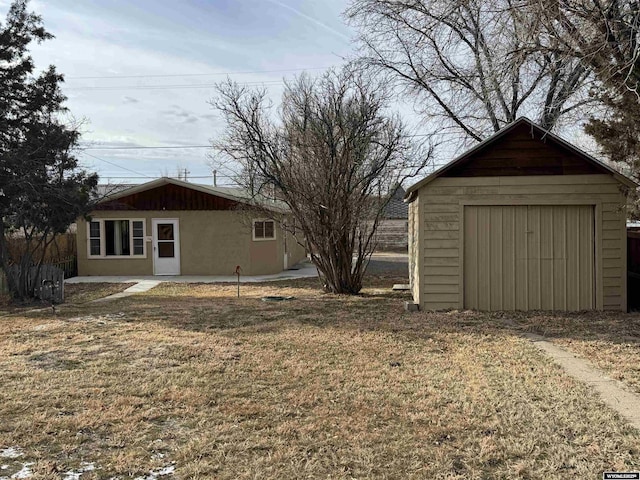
[0,0,98,299]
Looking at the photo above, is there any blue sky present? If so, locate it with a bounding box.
[1,0,355,184]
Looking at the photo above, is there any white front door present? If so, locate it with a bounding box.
[152,219,180,275]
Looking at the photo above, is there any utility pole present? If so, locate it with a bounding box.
[213,169,217,186]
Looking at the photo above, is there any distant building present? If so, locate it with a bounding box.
[374,185,408,251]
[77,177,306,276]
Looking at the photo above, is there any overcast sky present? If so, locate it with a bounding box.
[3,0,358,184]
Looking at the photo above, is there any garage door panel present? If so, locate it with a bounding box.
[552,207,567,310]
[527,206,541,309]
[514,206,528,310]
[464,205,594,311]
[477,207,491,310]
[490,206,503,310]
[501,206,517,310]
[539,207,554,310]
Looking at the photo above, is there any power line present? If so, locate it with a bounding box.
[80,134,432,150]
[82,152,152,178]
[94,174,235,179]
[82,145,210,150]
[66,66,333,81]
[65,80,285,92]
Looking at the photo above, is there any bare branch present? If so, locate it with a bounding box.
[211,66,434,293]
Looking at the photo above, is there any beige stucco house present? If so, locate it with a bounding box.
[77,178,307,277]
[406,118,637,312]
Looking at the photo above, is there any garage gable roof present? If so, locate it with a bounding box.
[405,117,638,202]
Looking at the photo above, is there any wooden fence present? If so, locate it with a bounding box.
[6,233,76,264]
[0,233,77,297]
[50,256,77,279]
[0,257,75,298]
[628,229,640,311]
[0,270,7,295]
[2,264,65,303]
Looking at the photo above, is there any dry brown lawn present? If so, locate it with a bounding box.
[64,282,137,305]
[0,277,639,479]
[0,283,134,316]
[502,311,640,395]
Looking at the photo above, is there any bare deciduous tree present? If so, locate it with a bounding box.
[346,0,593,144]
[532,0,640,215]
[535,0,640,96]
[211,67,432,294]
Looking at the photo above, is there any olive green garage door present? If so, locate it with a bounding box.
[463,205,595,311]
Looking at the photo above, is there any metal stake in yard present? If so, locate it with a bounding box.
[235,265,241,298]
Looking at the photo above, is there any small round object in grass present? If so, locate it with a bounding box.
[261,296,295,302]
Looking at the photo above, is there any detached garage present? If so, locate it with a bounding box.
[405,117,638,311]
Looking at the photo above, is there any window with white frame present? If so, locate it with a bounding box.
[89,221,101,256]
[88,219,145,257]
[253,219,275,240]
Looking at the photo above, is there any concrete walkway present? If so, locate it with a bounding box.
[90,279,162,303]
[67,260,318,285]
[524,332,640,430]
[67,260,319,302]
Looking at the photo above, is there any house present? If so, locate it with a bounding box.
[77,177,307,277]
[405,117,638,312]
[374,185,409,251]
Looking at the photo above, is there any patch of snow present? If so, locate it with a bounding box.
[155,466,174,476]
[69,312,126,323]
[62,462,96,480]
[0,449,22,459]
[10,463,34,479]
[32,323,57,331]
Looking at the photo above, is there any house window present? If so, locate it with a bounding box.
[88,219,146,257]
[89,221,101,256]
[132,221,144,255]
[253,219,275,240]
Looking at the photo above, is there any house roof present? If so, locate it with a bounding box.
[405,117,638,202]
[94,184,132,199]
[95,177,289,212]
[382,185,408,219]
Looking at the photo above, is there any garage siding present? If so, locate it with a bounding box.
[463,205,595,311]
[417,174,627,311]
